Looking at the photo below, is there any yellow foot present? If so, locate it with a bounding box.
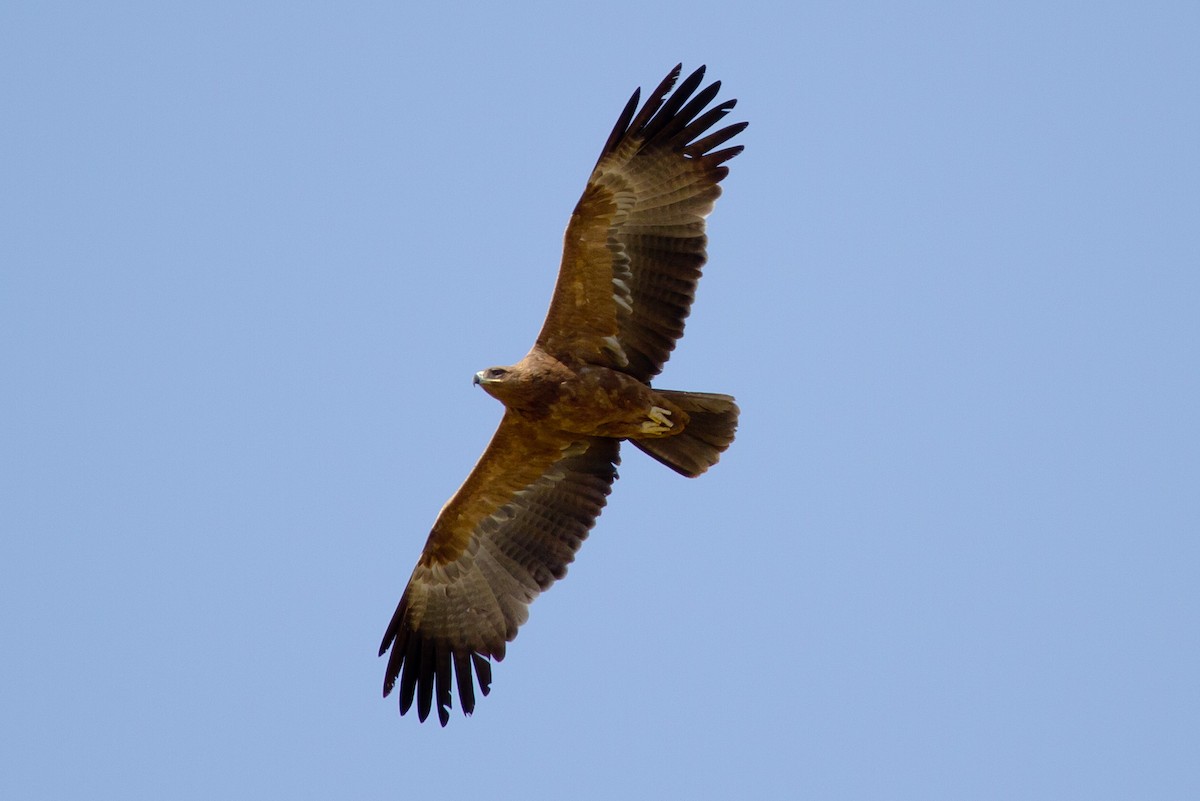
[641,406,675,435]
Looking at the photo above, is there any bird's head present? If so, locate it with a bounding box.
[473,365,514,401]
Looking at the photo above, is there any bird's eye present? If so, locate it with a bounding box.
[488,368,507,379]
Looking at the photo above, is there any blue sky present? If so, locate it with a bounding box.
[3,2,1198,799]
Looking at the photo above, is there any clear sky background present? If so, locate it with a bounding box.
[3,2,1198,799]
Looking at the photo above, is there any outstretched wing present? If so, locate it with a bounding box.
[536,64,747,380]
[379,417,620,725]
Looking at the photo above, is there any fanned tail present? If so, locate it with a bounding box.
[631,390,739,478]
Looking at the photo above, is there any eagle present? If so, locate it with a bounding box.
[380,64,746,724]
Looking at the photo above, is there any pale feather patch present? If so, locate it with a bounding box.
[602,334,629,368]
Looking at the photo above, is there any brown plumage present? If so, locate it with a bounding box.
[380,64,746,724]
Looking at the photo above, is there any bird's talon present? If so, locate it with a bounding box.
[641,406,675,434]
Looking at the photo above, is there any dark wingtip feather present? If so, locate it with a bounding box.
[385,634,496,723]
[416,638,435,722]
[434,645,452,726]
[685,119,748,158]
[660,80,723,141]
[600,64,744,172]
[639,66,707,143]
[598,88,640,162]
[473,653,493,697]
[677,100,736,148]
[378,597,405,658]
[397,634,420,715]
[707,145,745,166]
[381,629,402,696]
[624,64,683,139]
[453,651,477,716]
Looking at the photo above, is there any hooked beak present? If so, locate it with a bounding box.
[473,371,495,387]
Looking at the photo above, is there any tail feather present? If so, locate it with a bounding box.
[632,390,739,478]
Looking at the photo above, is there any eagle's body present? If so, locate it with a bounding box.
[380,65,746,724]
[478,354,687,438]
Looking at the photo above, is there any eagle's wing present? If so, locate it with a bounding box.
[536,64,747,380]
[379,413,620,725]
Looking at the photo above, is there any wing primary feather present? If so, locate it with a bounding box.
[416,637,435,722]
[398,633,421,715]
[473,653,493,697]
[705,145,745,167]
[381,622,407,695]
[378,626,394,659]
[379,596,406,658]
[677,102,738,149]
[434,644,453,726]
[598,88,640,162]
[639,65,706,144]
[685,120,748,158]
[625,64,683,137]
[453,650,477,715]
[656,80,722,144]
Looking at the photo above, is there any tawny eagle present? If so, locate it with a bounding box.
[380,64,746,724]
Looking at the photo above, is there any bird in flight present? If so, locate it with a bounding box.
[380,64,746,724]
